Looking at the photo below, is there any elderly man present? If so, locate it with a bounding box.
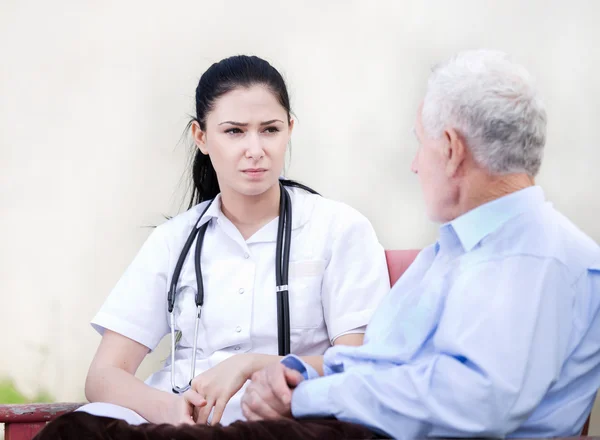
[240,50,600,438]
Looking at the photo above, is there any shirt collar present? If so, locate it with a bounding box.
[191,187,312,234]
[193,194,222,229]
[446,185,546,252]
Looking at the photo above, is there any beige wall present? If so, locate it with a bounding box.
[1,0,600,432]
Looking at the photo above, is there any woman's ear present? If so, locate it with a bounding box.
[191,121,208,155]
[287,118,295,141]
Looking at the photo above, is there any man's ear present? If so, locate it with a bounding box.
[443,127,467,177]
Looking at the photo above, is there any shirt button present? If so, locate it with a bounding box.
[239,288,245,294]
[234,346,241,351]
[244,253,250,259]
[235,326,242,333]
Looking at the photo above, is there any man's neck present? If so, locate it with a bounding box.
[219,183,281,240]
[451,172,535,220]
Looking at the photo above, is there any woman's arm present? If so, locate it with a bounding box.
[246,333,364,376]
[191,333,363,424]
[85,330,204,424]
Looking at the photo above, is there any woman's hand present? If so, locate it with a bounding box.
[191,354,256,425]
[160,390,207,425]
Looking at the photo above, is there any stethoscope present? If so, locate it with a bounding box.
[167,182,295,394]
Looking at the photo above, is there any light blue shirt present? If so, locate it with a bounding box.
[283,186,600,438]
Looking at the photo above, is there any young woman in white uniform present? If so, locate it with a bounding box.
[79,55,390,427]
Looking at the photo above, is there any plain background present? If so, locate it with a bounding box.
[1,0,599,432]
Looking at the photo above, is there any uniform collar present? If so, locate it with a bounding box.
[193,194,222,229]
[444,185,546,252]
[191,186,313,241]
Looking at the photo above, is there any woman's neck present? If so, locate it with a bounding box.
[219,183,281,240]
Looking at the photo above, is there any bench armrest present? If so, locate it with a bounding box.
[0,403,84,423]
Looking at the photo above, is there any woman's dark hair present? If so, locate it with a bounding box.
[186,55,315,208]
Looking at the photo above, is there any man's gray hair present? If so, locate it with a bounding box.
[422,50,547,176]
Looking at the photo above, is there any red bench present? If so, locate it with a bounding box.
[0,403,83,439]
[0,249,592,438]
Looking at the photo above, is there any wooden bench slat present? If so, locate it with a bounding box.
[0,403,84,423]
[5,422,47,440]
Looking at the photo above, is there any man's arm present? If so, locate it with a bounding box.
[290,256,573,438]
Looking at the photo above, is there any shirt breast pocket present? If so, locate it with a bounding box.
[288,260,326,329]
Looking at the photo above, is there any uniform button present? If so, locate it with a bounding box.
[234,346,241,351]
[239,288,245,294]
[244,253,250,259]
[235,326,242,333]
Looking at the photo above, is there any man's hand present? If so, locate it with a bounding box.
[241,362,304,421]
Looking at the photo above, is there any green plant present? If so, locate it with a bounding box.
[0,379,54,404]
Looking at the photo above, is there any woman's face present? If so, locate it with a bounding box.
[192,85,293,198]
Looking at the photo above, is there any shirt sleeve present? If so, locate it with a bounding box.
[291,256,574,438]
[91,225,171,351]
[281,354,321,380]
[321,207,390,342]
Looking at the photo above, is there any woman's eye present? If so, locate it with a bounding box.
[225,128,243,134]
[264,127,280,133]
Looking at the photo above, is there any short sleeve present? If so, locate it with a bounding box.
[321,209,390,342]
[91,225,171,351]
